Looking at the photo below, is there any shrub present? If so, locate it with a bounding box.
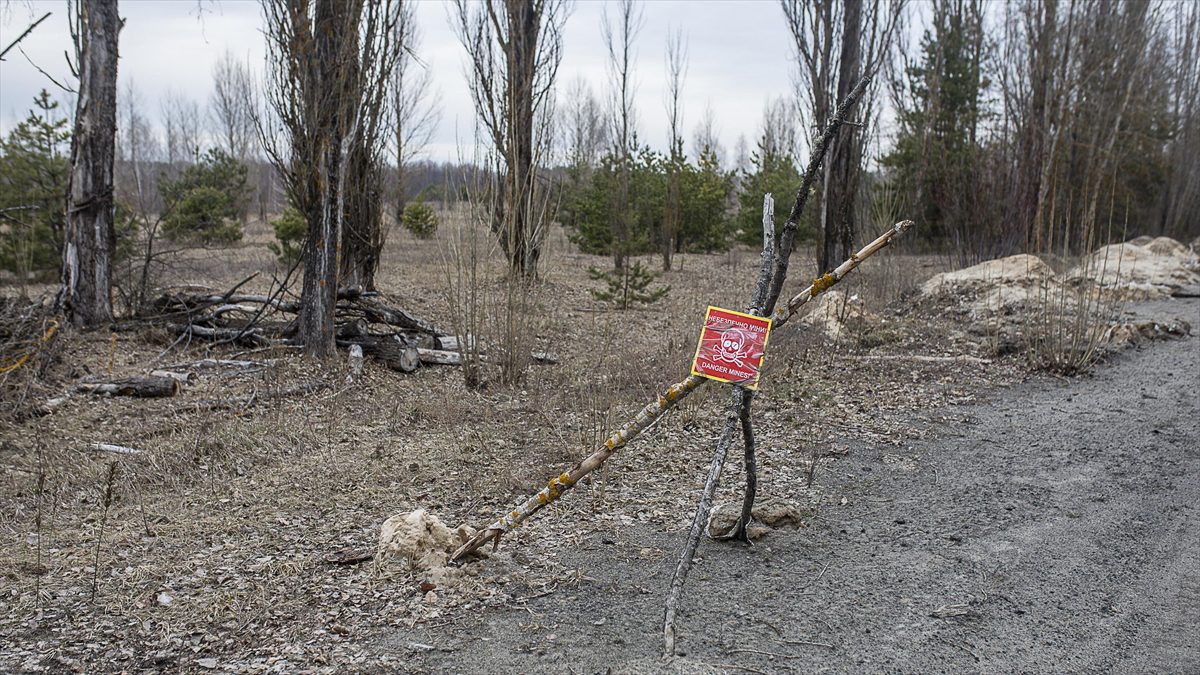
[403,201,439,239]
[159,149,249,244]
[163,186,244,244]
[587,260,670,309]
[268,207,306,264]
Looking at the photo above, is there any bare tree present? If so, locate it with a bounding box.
[733,133,751,174]
[782,0,904,272]
[452,0,568,277]
[260,0,403,357]
[662,27,687,271]
[1160,0,1200,236]
[692,102,723,167]
[1000,0,1170,252]
[59,0,121,327]
[760,95,799,160]
[340,13,406,291]
[116,80,162,216]
[602,0,643,269]
[161,89,202,170]
[392,1,438,229]
[210,50,257,162]
[562,76,606,172]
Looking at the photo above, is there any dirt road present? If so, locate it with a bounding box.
[381,299,1200,673]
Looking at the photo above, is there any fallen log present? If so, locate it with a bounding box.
[339,335,421,372]
[149,369,196,384]
[347,297,447,336]
[416,348,559,367]
[77,376,180,398]
[167,323,271,347]
[167,358,275,371]
[417,348,461,366]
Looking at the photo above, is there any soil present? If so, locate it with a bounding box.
[379,298,1200,674]
[2,222,1197,673]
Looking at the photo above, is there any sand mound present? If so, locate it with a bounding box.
[1066,240,1200,297]
[376,509,475,583]
[918,254,1058,318]
[800,289,877,342]
[1143,236,1189,258]
[923,254,1055,292]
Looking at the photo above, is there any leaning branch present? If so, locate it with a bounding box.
[0,12,51,62]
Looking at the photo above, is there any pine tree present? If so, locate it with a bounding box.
[0,91,71,278]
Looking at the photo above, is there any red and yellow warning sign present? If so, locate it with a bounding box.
[691,306,772,389]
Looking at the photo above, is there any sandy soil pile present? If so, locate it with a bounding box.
[1066,237,1200,299]
[376,509,475,585]
[913,238,1197,354]
[917,254,1056,319]
[797,289,880,342]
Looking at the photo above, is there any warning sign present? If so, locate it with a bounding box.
[690,306,772,389]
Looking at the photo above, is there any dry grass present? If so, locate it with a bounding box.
[0,215,1026,671]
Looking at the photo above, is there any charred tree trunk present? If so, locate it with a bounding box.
[60,0,121,327]
[819,0,863,273]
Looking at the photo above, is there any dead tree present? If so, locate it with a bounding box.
[783,0,904,273]
[261,0,401,357]
[339,4,404,292]
[59,0,121,327]
[452,0,567,277]
[210,50,257,164]
[392,2,437,231]
[662,28,687,271]
[602,0,643,270]
[161,90,202,170]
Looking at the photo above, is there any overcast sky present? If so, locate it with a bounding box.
[0,0,803,164]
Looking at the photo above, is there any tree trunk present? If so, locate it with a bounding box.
[339,141,383,291]
[60,0,120,327]
[299,0,348,358]
[819,0,862,273]
[1016,0,1057,252]
[505,0,539,277]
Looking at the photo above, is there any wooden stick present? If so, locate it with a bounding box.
[842,354,992,364]
[663,387,747,654]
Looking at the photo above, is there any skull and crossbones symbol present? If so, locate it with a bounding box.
[712,327,754,368]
